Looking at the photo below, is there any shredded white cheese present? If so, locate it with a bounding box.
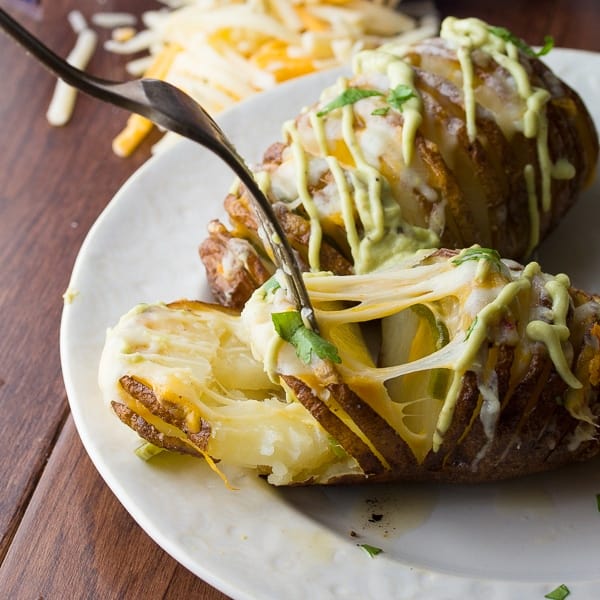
[62,287,80,304]
[46,11,98,127]
[103,0,438,155]
[91,12,137,29]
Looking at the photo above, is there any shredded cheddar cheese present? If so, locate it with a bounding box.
[46,11,98,127]
[112,43,181,157]
[103,0,438,155]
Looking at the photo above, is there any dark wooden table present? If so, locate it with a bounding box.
[0,1,598,597]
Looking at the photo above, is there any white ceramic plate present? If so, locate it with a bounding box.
[61,49,600,600]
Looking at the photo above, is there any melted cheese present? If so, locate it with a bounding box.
[272,56,438,274]
[245,252,584,458]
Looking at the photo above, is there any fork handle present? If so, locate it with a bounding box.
[1,9,89,87]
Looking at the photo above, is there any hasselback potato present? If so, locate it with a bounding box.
[200,17,598,310]
[99,249,600,485]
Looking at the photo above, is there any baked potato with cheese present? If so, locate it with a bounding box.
[99,249,600,485]
[200,17,598,310]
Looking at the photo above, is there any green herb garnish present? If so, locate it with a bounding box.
[371,106,390,116]
[536,36,555,57]
[271,311,341,364]
[316,88,383,117]
[488,26,554,57]
[465,316,478,341]
[386,84,416,111]
[544,584,570,600]
[135,441,165,461]
[327,435,348,458]
[317,84,416,118]
[262,276,281,294]
[451,247,504,270]
[358,544,383,558]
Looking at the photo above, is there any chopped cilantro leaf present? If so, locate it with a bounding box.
[358,543,383,558]
[536,35,555,57]
[271,311,341,364]
[488,26,554,57]
[327,435,348,458]
[316,85,416,118]
[544,584,570,600]
[386,84,416,111]
[451,247,504,270]
[371,106,390,116]
[262,277,281,294]
[316,88,383,117]
[465,316,478,341]
[135,441,165,461]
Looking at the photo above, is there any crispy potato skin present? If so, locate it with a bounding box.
[199,220,272,309]
[118,375,212,453]
[281,375,386,477]
[112,401,204,458]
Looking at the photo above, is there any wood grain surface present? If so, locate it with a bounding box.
[0,1,598,598]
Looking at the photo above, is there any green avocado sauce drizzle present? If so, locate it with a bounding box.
[433,253,581,451]
[439,17,574,256]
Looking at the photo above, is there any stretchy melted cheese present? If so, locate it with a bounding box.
[100,249,600,484]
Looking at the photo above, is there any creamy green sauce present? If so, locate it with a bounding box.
[433,261,534,449]
[280,55,437,274]
[456,46,477,141]
[308,110,329,155]
[526,274,582,389]
[433,258,581,450]
[440,16,576,255]
[387,61,423,165]
[353,49,423,166]
[340,93,385,242]
[283,119,323,270]
[326,155,361,259]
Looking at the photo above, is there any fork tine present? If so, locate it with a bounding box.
[251,192,319,332]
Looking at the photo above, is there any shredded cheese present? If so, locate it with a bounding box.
[103,0,438,155]
[46,11,98,127]
[112,44,181,157]
[91,12,137,29]
[112,27,137,43]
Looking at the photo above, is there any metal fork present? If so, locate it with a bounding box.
[0,7,318,331]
